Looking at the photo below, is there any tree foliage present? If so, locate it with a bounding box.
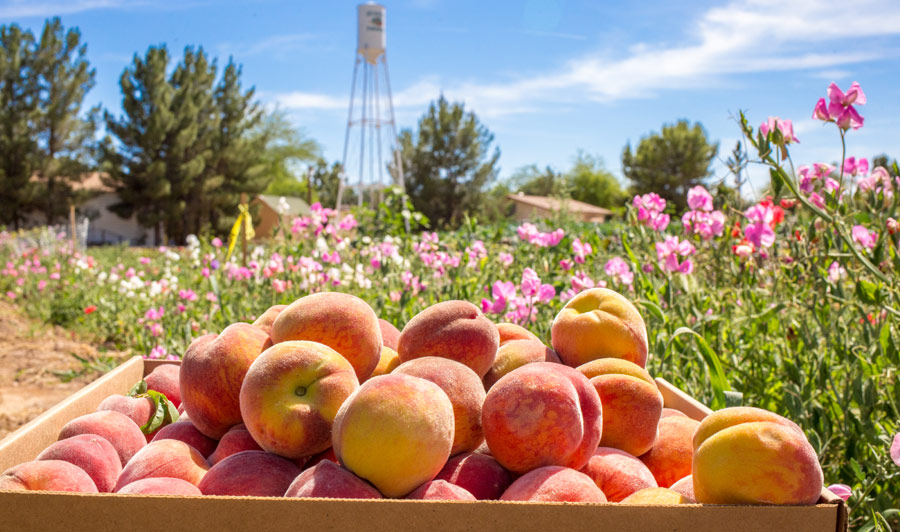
[398,95,500,227]
[622,120,718,210]
[258,110,321,201]
[566,151,626,209]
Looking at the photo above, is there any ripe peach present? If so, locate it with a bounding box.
[378,319,401,351]
[577,358,663,456]
[580,447,657,502]
[199,451,301,497]
[240,341,359,459]
[332,373,454,497]
[621,487,693,504]
[692,407,824,505]
[96,394,154,429]
[397,300,499,378]
[145,363,182,408]
[208,427,263,466]
[115,439,209,490]
[639,416,700,488]
[180,323,270,439]
[117,477,202,496]
[284,460,382,499]
[483,339,561,390]
[0,460,97,493]
[550,287,649,368]
[252,304,287,336]
[370,346,400,378]
[495,322,540,345]
[151,420,217,458]
[37,434,122,493]
[306,447,339,468]
[661,408,689,419]
[393,357,486,455]
[434,452,512,500]
[57,410,146,466]
[482,362,602,474]
[669,475,695,500]
[406,480,476,500]
[271,292,382,381]
[500,466,607,503]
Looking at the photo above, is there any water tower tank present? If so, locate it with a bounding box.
[357,3,386,64]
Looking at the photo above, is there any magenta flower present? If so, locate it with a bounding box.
[655,236,696,274]
[212,237,223,248]
[760,117,799,144]
[178,289,198,302]
[743,203,775,248]
[338,214,358,231]
[633,193,670,231]
[826,484,852,502]
[537,283,556,303]
[687,186,714,211]
[521,268,541,297]
[891,433,900,467]
[559,258,574,271]
[812,98,830,121]
[682,210,726,240]
[824,178,840,196]
[604,257,634,286]
[823,82,866,130]
[843,157,868,177]
[809,192,826,209]
[572,238,593,264]
[852,225,878,249]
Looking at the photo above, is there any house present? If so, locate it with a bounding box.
[76,173,154,245]
[506,193,613,223]
[251,194,312,240]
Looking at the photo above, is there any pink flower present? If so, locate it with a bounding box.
[852,225,877,249]
[37,280,46,291]
[887,218,900,234]
[482,281,516,314]
[521,268,541,297]
[144,306,165,321]
[212,237,223,248]
[389,291,401,302]
[559,259,574,271]
[733,240,754,258]
[682,210,726,240]
[338,214,358,231]
[891,433,900,467]
[147,346,168,360]
[827,261,846,283]
[5,291,15,300]
[50,272,60,280]
[743,203,776,248]
[760,117,799,144]
[824,178,840,195]
[633,193,670,231]
[827,82,866,130]
[499,252,513,267]
[655,236,696,274]
[572,238,592,264]
[812,98,831,121]
[843,157,868,177]
[178,289,198,302]
[205,292,217,302]
[139,257,151,265]
[604,257,634,286]
[809,192,826,209]
[826,484,851,502]
[687,186,714,211]
[537,284,556,303]
[272,279,290,293]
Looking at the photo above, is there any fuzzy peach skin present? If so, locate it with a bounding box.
[252,304,287,336]
[332,373,454,497]
[397,300,499,378]
[500,466,607,503]
[661,408,689,419]
[692,407,824,505]
[145,363,182,408]
[151,420,218,458]
[406,480,476,501]
[434,452,512,500]
[285,460,382,499]
[96,394,154,430]
[393,357,486,455]
[209,427,263,466]
[482,362,602,474]
[580,447,657,503]
[639,416,700,488]
[621,487,693,504]
[577,358,663,456]
[370,346,400,379]
[669,475,695,500]
[199,450,301,497]
[115,439,209,490]
[37,435,122,493]
[550,287,649,368]
[483,339,562,390]
[378,319,401,351]
[57,410,146,467]
[271,292,382,381]
[117,477,202,496]
[495,323,540,346]
[180,323,270,439]
[0,460,97,493]
[240,341,359,459]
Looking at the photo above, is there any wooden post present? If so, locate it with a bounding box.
[240,193,248,268]
[69,204,76,248]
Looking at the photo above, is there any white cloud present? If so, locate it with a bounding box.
[0,0,203,19]
[216,33,322,60]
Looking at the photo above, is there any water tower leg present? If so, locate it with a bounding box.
[337,55,362,211]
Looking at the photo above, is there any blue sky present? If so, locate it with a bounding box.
[3,0,900,197]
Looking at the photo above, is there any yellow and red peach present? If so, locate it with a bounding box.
[576,358,663,456]
[240,340,359,459]
[669,475,695,500]
[198,450,301,497]
[393,357,486,455]
[378,319,401,351]
[117,477,202,496]
[370,346,400,378]
[621,487,693,504]
[550,287,649,368]
[500,466,607,503]
[96,394,154,430]
[145,363,182,408]
[406,480,476,500]
[692,407,824,505]
[36,434,122,493]
[639,416,700,488]
[284,460,382,499]
[271,292,382,381]
[115,439,209,490]
[252,304,287,336]
[332,373,454,497]
[580,447,658,502]
[151,420,218,458]
[483,339,561,390]
[209,427,263,466]
[482,362,602,474]
[57,410,146,466]
[434,452,512,500]
[495,322,540,346]
[306,447,339,468]
[397,300,499,378]
[0,460,98,493]
[661,408,689,419]
[180,323,270,439]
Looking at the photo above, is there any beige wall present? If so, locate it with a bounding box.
[512,202,605,223]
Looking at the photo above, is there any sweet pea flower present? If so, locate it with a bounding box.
[604,257,634,286]
[521,268,541,297]
[824,178,841,195]
[826,484,852,502]
[687,186,714,211]
[809,192,826,209]
[655,236,696,274]
[212,237,223,248]
[559,259,574,271]
[891,433,900,467]
[537,283,556,303]
[499,252,514,267]
[814,82,866,130]
[732,240,754,258]
[5,291,15,300]
[743,203,776,248]
[760,117,799,145]
[887,218,899,235]
[572,238,593,264]
[827,261,846,283]
[633,193,670,231]
[852,225,878,249]
[843,157,868,177]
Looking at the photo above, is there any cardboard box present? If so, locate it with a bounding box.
[0,357,848,532]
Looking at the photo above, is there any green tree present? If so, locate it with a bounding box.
[509,164,566,197]
[257,109,320,202]
[566,151,626,208]
[309,159,347,207]
[398,95,500,227]
[622,120,718,210]
[871,153,899,175]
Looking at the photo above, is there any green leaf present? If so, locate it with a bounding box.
[671,327,730,409]
[137,390,180,435]
[128,379,148,396]
[855,279,880,305]
[879,323,890,354]
[769,168,784,197]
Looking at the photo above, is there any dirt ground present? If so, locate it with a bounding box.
[0,302,126,441]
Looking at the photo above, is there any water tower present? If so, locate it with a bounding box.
[335,3,405,211]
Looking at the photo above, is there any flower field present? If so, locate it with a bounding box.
[2,82,899,528]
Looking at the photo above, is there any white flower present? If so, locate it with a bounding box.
[277,197,290,216]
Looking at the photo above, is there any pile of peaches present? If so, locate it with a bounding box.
[0,287,825,505]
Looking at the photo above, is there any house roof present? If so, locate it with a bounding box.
[29,171,112,193]
[255,194,312,217]
[506,193,613,215]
